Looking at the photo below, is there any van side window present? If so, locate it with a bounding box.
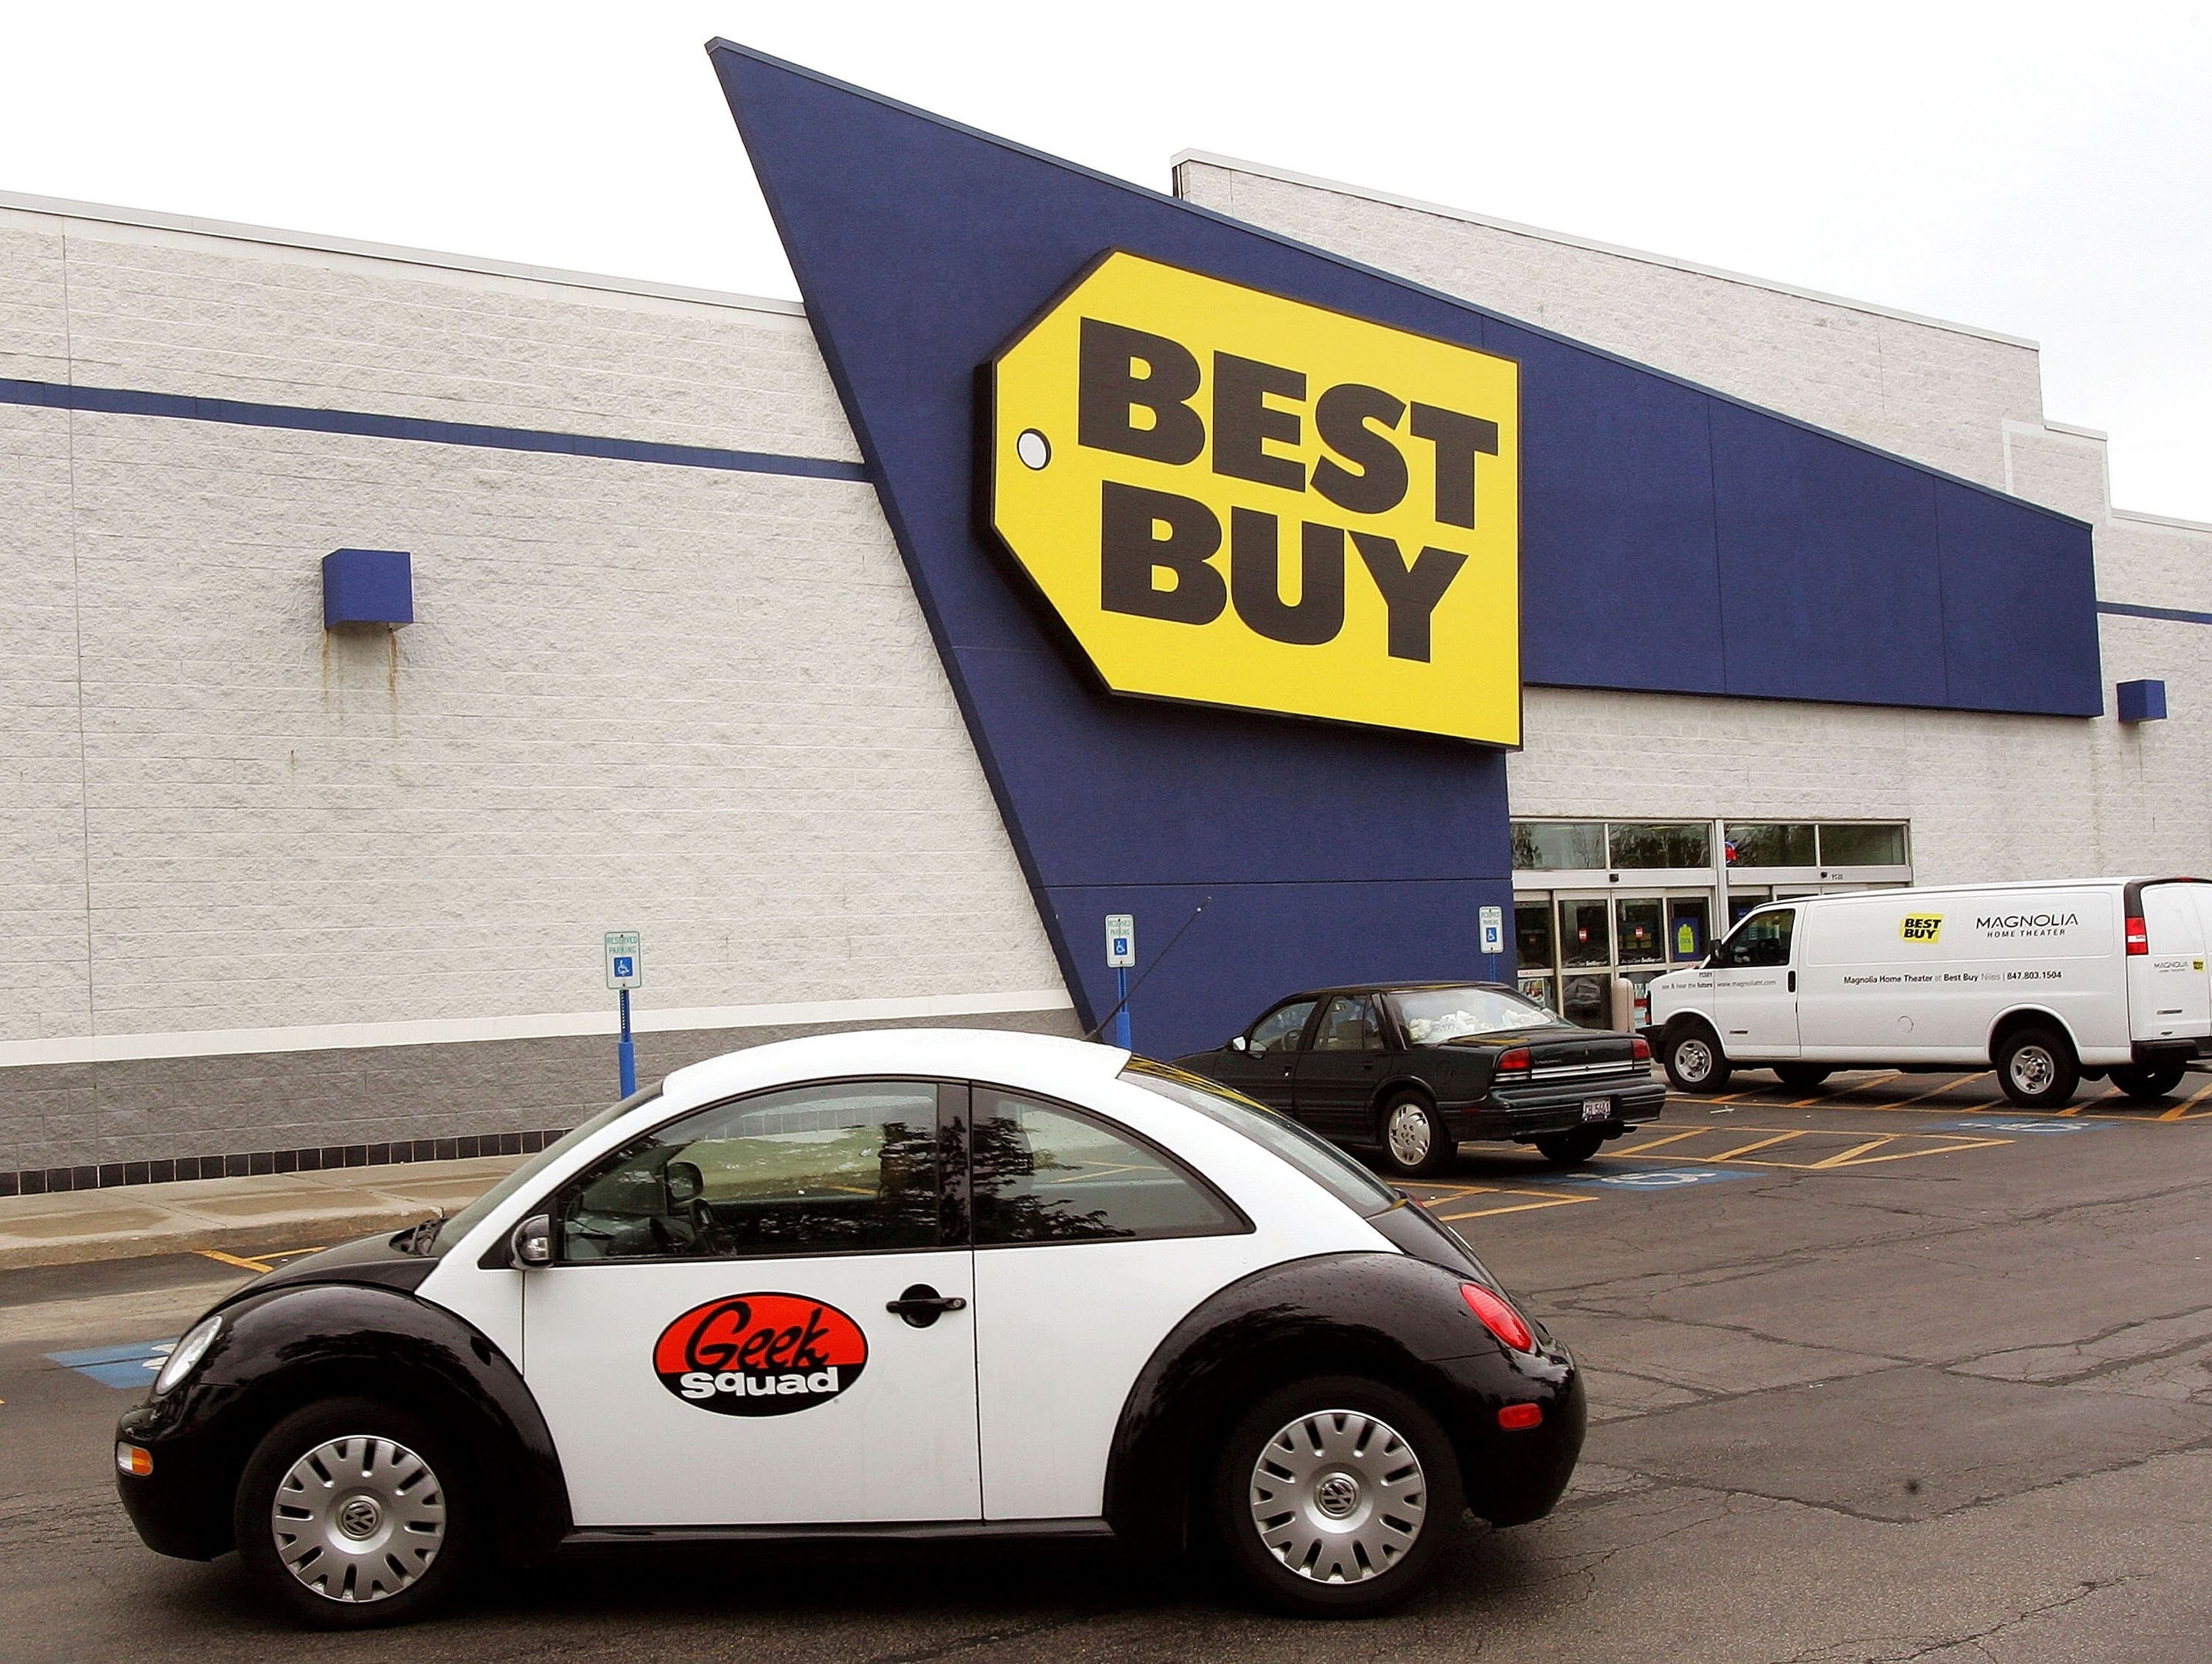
[1718,908,1795,969]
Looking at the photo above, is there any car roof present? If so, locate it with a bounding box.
[658,1026,1130,1112]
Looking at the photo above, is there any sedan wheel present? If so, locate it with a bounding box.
[1214,1376,1462,1615]
[1380,1096,1453,1178]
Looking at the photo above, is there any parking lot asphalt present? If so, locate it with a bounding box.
[2,1068,2207,1663]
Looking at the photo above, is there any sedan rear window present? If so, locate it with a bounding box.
[1389,986,1573,1044]
[1120,1059,1399,1217]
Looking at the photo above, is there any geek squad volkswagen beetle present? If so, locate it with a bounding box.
[114,1031,1584,1626]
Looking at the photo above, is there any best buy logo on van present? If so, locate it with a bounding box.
[1901,914,1944,943]
[989,251,1520,745]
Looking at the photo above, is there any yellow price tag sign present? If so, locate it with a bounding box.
[990,251,1520,745]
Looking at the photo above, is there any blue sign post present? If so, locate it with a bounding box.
[605,931,643,1096]
[1105,913,1135,1051]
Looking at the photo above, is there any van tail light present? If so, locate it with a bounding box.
[1460,1283,1536,1352]
[1630,1036,1652,1062]
[1495,1046,1531,1078]
[2126,916,2149,955]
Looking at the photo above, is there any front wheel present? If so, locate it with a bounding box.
[1377,1096,1455,1178]
[1660,1026,1731,1094]
[1534,1128,1606,1167]
[1212,1376,1463,1615]
[232,1397,468,1628]
[2109,1063,2187,1102]
[1994,1026,2079,1108]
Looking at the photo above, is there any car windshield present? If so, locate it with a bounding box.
[414,1086,661,1256]
[1119,1058,1400,1217]
[1388,985,1574,1044]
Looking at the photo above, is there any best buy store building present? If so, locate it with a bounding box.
[1,43,2205,1192]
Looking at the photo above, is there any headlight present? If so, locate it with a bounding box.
[153,1315,221,1396]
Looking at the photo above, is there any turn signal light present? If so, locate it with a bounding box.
[115,1443,153,1477]
[2125,916,2148,955]
[1495,1046,1531,1078]
[1496,1402,1544,1432]
[1460,1282,1535,1352]
[1630,1036,1652,1062]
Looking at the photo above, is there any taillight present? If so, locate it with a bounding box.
[1495,1045,1531,1076]
[1630,1036,1652,1062]
[1496,1403,1544,1432]
[1460,1283,1535,1352]
[2126,916,2148,955]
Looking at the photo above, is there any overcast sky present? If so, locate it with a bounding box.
[7,1,2208,523]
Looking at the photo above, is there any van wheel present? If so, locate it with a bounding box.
[1212,1376,1463,1615]
[1534,1129,1606,1167]
[1775,1065,1832,1090]
[1378,1096,1455,1178]
[232,1397,468,1628]
[1995,1027,2079,1108]
[2109,1063,2186,1102]
[1661,1026,1731,1093]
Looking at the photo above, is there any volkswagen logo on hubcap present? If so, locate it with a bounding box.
[337,1497,382,1539]
[1314,1473,1361,1519]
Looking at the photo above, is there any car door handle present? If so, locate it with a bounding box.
[1788,971,1796,992]
[887,1285,967,1328]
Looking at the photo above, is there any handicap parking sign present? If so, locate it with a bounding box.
[1940,1118,2093,1136]
[1557,1166,1746,1191]
[48,1338,177,1389]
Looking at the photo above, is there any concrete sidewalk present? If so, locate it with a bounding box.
[0,1156,526,1270]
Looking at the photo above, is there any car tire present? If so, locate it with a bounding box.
[1533,1128,1606,1167]
[1211,1375,1464,1616]
[1994,1026,2079,1109]
[1660,1025,1731,1094]
[232,1396,468,1629]
[2109,1063,2187,1102]
[1774,1065,1832,1090]
[1377,1095,1455,1179]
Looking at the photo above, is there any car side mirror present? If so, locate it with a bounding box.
[508,1212,552,1268]
[664,1160,704,1205]
[1229,1035,1248,1052]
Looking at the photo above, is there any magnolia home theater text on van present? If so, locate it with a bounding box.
[0,41,2205,1191]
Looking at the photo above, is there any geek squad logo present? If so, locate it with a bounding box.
[1900,913,1944,943]
[990,250,1521,745]
[653,1293,868,1416]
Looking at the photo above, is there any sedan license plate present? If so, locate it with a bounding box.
[1581,1098,1613,1123]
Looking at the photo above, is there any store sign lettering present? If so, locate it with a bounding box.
[989,251,1520,745]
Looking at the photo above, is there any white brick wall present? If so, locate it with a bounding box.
[1179,154,2212,883]
[0,201,1063,1054]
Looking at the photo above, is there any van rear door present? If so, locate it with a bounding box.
[2129,881,2212,1044]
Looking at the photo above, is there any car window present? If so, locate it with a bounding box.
[426,1085,659,1256]
[554,1080,945,1261]
[1311,994,1385,1052]
[1718,908,1796,968]
[1119,1059,1401,1217]
[1247,999,1317,1055]
[971,1088,1244,1245]
[1389,986,1574,1043]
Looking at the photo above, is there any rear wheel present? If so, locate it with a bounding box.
[1994,1026,2079,1108]
[232,1396,467,1628]
[1377,1096,1455,1178]
[1212,1376,1462,1615]
[1661,1026,1731,1094]
[1775,1065,1833,1090]
[1534,1128,1606,1167]
[2109,1063,2187,1102]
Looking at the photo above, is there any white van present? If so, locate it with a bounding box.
[1644,877,2211,1107]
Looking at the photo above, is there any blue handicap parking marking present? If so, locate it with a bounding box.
[1937,1118,2097,1136]
[1554,1166,1749,1191]
[46,1337,177,1389]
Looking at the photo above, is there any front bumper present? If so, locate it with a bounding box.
[115,1398,234,1560]
[1451,1076,1667,1142]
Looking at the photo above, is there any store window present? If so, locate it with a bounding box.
[1819,823,1908,866]
[1607,822,1711,870]
[1725,823,1815,866]
[1616,898,1664,965]
[1511,822,1604,870]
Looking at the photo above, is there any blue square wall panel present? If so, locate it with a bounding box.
[321,549,413,627]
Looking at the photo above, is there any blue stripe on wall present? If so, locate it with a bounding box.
[2098,600,2212,627]
[0,376,869,483]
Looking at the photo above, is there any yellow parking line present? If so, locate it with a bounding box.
[1810,1135,1899,1169]
[1708,1130,1810,1161]
[1822,1135,2013,1166]
[1610,1128,1712,1158]
[198,1249,276,1273]
[2160,1077,2212,1121]
[1438,1194,1595,1221]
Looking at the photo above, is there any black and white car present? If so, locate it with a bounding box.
[116,1031,1585,1624]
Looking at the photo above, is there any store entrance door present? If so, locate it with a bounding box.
[1516,889,1716,1029]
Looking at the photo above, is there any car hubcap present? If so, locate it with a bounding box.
[2011,1047,2053,1095]
[1249,1409,1427,1583]
[1386,1104,1433,1167]
[1675,1040,1712,1083]
[271,1435,446,1604]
